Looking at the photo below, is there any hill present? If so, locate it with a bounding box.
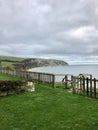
[20,58,68,69]
[0,55,25,62]
[0,56,68,70]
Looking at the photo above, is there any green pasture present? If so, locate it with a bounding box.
[0,80,98,130]
[0,73,23,81]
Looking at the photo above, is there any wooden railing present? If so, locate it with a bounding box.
[1,68,98,98]
[62,74,98,99]
[0,68,55,88]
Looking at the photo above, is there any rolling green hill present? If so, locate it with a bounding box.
[0,55,25,61]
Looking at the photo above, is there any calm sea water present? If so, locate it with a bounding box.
[29,65,98,79]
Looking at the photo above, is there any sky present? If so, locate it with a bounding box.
[0,0,98,65]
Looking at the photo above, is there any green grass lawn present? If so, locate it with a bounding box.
[0,83,98,130]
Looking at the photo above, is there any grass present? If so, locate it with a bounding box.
[0,83,98,130]
[0,55,25,62]
[0,62,18,67]
[0,55,25,67]
[0,73,24,81]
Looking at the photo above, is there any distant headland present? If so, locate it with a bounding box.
[0,56,68,70]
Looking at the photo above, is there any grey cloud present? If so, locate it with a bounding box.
[0,0,98,64]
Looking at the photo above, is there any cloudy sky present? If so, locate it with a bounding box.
[0,0,98,64]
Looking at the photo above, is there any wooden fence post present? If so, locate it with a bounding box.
[71,76,76,94]
[86,78,89,96]
[65,75,67,89]
[52,74,55,88]
[83,77,85,96]
[90,76,92,97]
[80,77,83,95]
[76,78,79,94]
[94,78,96,98]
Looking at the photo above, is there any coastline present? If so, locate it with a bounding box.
[27,65,98,78]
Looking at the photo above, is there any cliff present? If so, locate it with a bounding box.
[20,58,68,69]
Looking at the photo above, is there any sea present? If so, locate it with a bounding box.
[28,64,98,83]
[29,65,98,77]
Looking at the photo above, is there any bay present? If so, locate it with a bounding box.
[29,65,98,79]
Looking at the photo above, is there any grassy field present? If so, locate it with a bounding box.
[0,73,24,81]
[0,56,25,62]
[0,83,98,130]
[0,61,18,68]
[0,55,25,67]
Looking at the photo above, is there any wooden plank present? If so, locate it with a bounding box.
[52,74,55,88]
[76,78,79,94]
[83,77,85,96]
[38,73,41,83]
[94,78,96,98]
[90,76,92,97]
[86,78,89,96]
[80,77,83,95]
[65,75,67,89]
[71,76,76,94]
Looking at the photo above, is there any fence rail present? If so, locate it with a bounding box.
[1,68,98,99]
[0,68,55,88]
[62,74,98,99]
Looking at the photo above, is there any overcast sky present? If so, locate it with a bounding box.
[0,0,98,64]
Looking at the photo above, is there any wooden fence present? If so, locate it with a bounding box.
[0,68,55,88]
[1,68,98,98]
[62,74,98,99]
[62,74,72,89]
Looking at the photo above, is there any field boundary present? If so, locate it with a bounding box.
[0,68,55,87]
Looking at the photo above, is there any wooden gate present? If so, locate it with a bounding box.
[62,74,98,99]
[71,74,97,98]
